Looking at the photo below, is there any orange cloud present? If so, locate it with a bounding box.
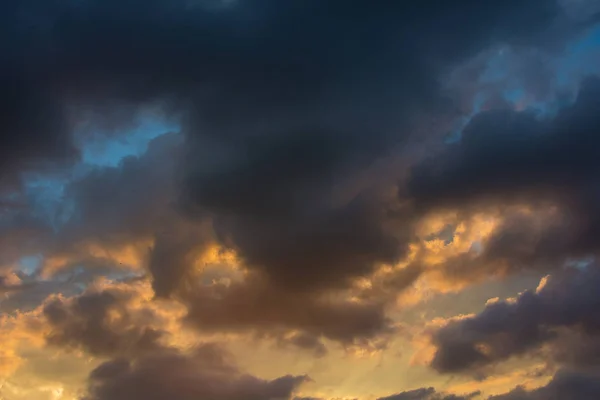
[41,238,153,278]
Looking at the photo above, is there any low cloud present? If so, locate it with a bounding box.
[42,278,183,357]
[490,369,600,400]
[429,265,600,373]
[83,343,308,400]
[182,271,397,348]
[409,77,600,274]
[378,387,480,400]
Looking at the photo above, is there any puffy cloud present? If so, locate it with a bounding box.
[0,0,566,192]
[0,0,591,324]
[0,0,577,299]
[384,369,600,399]
[1,0,600,397]
[182,271,397,348]
[82,343,308,400]
[42,132,186,276]
[490,369,600,400]
[275,331,329,358]
[355,205,557,304]
[378,387,480,400]
[409,77,600,273]
[428,266,600,373]
[41,278,184,358]
[8,128,400,351]
[0,271,35,295]
[0,213,49,272]
[185,178,411,293]
[173,0,578,297]
[550,328,600,368]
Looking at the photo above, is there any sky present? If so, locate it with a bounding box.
[1,0,600,399]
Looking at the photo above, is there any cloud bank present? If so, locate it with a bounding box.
[1,0,600,399]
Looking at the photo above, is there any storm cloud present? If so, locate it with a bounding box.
[429,266,600,373]
[378,387,480,400]
[42,280,174,357]
[2,0,600,398]
[489,369,600,400]
[409,77,600,273]
[83,343,308,400]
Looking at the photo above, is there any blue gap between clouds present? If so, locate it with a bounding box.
[445,23,600,144]
[13,118,179,277]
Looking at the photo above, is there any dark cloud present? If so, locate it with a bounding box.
[378,387,480,400]
[0,131,186,291]
[45,132,210,297]
[34,133,395,346]
[550,329,600,368]
[0,76,77,190]
[18,128,395,347]
[58,132,182,247]
[183,272,395,346]
[490,369,600,400]
[83,343,308,400]
[198,189,410,292]
[355,263,424,303]
[411,76,600,207]
[0,0,575,293]
[409,77,600,273]
[177,0,567,294]
[429,266,600,373]
[275,331,329,358]
[42,283,168,357]
[3,3,600,396]
[294,397,326,400]
[147,221,210,298]
[0,0,562,186]
[0,211,50,271]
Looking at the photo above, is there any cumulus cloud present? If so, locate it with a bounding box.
[82,343,308,400]
[2,0,600,398]
[182,271,397,349]
[0,0,574,295]
[428,266,600,373]
[378,387,480,400]
[490,369,600,400]
[0,271,35,295]
[41,278,183,358]
[43,132,186,276]
[0,0,563,191]
[409,77,600,274]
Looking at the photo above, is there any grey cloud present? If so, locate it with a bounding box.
[550,329,600,368]
[430,266,600,373]
[58,132,183,247]
[1,0,575,297]
[83,343,308,400]
[378,387,480,400]
[379,370,600,400]
[409,77,600,276]
[275,331,329,358]
[42,284,168,357]
[0,0,564,190]
[183,272,396,346]
[1,0,598,371]
[489,369,600,400]
[0,274,36,295]
[49,132,211,297]
[176,0,570,295]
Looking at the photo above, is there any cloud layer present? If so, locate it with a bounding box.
[1,0,600,399]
